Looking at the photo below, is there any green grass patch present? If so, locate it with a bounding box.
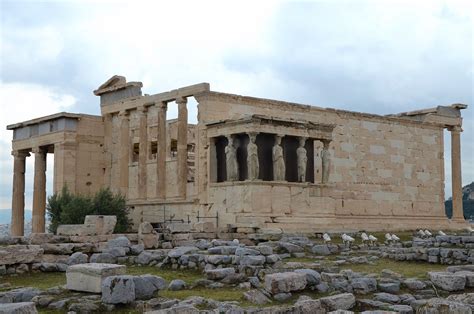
[340,258,446,279]
[0,272,66,290]
[159,287,245,303]
[126,266,204,284]
[284,256,318,263]
[0,266,204,292]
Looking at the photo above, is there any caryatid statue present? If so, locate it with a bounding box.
[273,135,286,181]
[247,133,259,180]
[321,140,330,183]
[225,135,239,181]
[297,137,307,182]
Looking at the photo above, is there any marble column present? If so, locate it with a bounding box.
[103,113,113,188]
[137,106,148,199]
[157,102,167,199]
[321,140,331,184]
[176,97,188,198]
[450,126,464,220]
[32,147,47,234]
[11,151,29,236]
[119,111,130,196]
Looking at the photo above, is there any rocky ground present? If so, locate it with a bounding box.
[1,230,474,313]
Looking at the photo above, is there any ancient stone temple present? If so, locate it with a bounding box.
[7,75,469,235]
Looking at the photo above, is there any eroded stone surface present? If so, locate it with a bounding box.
[66,263,126,293]
[264,272,307,294]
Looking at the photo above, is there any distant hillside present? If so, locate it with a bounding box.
[0,209,32,224]
[445,181,474,219]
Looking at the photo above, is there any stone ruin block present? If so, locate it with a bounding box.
[166,223,191,234]
[57,215,116,236]
[0,245,43,265]
[193,221,216,233]
[66,263,126,293]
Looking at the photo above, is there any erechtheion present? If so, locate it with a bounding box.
[7,75,469,236]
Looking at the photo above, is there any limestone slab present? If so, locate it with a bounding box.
[66,263,126,293]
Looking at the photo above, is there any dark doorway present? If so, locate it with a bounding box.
[215,136,228,182]
[282,136,298,182]
[256,133,274,181]
[235,133,249,181]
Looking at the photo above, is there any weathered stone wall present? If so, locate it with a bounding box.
[106,109,196,200]
[194,92,448,231]
[73,116,105,195]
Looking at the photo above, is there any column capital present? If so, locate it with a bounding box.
[176,97,187,106]
[12,150,30,159]
[137,105,148,114]
[31,147,47,154]
[449,126,463,133]
[157,101,168,110]
[322,139,331,149]
[143,101,155,107]
[118,110,130,117]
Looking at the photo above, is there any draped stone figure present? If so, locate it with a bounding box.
[273,135,285,181]
[225,135,239,181]
[297,137,307,182]
[321,140,330,183]
[247,133,259,180]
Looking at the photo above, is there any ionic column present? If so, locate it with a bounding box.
[176,97,188,198]
[157,102,167,199]
[321,140,331,184]
[32,147,47,234]
[103,113,113,188]
[11,151,29,236]
[137,106,148,199]
[118,111,130,196]
[450,126,464,220]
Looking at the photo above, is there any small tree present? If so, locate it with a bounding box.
[47,186,131,234]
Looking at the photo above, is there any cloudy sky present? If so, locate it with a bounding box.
[0,0,472,211]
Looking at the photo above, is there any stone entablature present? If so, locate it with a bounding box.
[205,115,335,140]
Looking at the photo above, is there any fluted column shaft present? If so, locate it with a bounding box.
[103,113,113,189]
[11,151,29,236]
[32,147,47,234]
[177,97,188,198]
[450,126,464,220]
[157,102,167,199]
[119,111,130,196]
[138,106,148,199]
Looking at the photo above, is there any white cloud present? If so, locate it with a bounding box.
[0,82,76,208]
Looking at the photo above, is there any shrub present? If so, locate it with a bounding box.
[47,186,131,233]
